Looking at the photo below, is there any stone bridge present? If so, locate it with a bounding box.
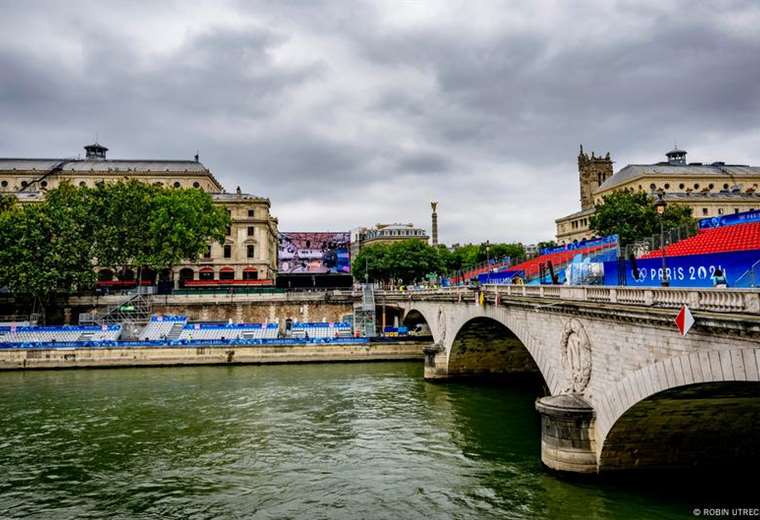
[376,285,760,475]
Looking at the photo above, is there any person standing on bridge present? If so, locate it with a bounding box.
[712,268,728,288]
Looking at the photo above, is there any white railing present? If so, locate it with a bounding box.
[375,285,760,315]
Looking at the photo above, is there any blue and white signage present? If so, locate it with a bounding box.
[541,234,619,255]
[699,209,760,230]
[604,250,760,288]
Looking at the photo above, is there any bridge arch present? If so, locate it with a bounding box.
[597,349,760,472]
[447,316,545,384]
[439,305,563,393]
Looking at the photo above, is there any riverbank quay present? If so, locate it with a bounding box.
[0,340,425,370]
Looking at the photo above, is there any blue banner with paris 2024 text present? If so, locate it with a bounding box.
[603,250,760,288]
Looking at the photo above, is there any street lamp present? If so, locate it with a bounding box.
[485,240,491,283]
[654,193,669,287]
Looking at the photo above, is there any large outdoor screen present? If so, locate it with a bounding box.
[278,232,351,274]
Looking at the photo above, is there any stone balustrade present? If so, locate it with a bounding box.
[376,285,760,314]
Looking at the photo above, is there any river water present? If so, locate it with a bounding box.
[0,362,744,519]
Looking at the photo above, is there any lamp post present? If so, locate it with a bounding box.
[654,193,669,287]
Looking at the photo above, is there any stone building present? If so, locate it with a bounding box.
[555,146,760,244]
[0,142,279,285]
[350,223,429,258]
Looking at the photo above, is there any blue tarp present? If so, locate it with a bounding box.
[603,249,760,287]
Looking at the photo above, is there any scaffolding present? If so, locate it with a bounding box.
[353,284,377,337]
[79,292,152,327]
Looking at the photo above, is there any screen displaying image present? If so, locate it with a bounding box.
[278,232,351,273]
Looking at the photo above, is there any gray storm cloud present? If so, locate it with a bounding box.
[1,0,759,244]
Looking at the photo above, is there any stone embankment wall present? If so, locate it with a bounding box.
[68,293,355,325]
[0,342,424,370]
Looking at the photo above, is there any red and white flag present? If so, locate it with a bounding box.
[675,305,695,336]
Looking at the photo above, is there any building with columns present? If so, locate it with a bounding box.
[350,223,429,258]
[0,142,279,286]
[556,146,760,244]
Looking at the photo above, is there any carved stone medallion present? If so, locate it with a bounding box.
[560,319,592,393]
[437,306,447,343]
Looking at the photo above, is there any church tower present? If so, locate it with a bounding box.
[578,145,613,209]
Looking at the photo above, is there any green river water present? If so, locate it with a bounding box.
[0,362,748,519]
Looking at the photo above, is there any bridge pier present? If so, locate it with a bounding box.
[535,394,597,474]
[422,344,448,380]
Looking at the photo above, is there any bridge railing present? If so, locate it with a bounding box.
[375,285,760,314]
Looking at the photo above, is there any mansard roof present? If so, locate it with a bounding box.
[597,163,760,192]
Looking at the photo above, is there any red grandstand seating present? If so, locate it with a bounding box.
[453,243,611,284]
[642,221,760,258]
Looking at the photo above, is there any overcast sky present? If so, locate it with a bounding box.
[1,1,759,244]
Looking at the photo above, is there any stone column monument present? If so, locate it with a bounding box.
[431,201,439,246]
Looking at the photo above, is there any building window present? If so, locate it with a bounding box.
[247,245,255,258]
[649,183,656,191]
[247,226,254,236]
[219,269,234,280]
[679,183,685,190]
[709,184,714,190]
[694,183,700,189]
[226,225,231,236]
[193,181,201,189]
[199,270,214,281]
[663,183,670,190]
[702,208,709,216]
[243,269,258,280]
[203,246,211,259]
[20,181,27,188]
[248,209,255,217]
[79,181,86,187]
[1,180,7,188]
[735,208,740,214]
[718,208,724,215]
[40,181,48,188]
[724,183,729,190]
[173,181,181,188]
[224,245,232,258]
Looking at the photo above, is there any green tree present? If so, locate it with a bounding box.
[351,240,444,284]
[0,182,230,317]
[590,191,695,245]
[0,193,15,212]
[0,187,96,321]
[89,180,161,274]
[145,187,229,270]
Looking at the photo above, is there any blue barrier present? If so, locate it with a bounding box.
[478,270,524,284]
[604,249,760,287]
[0,337,370,350]
[184,323,263,330]
[150,315,187,322]
[0,324,121,333]
[540,234,619,255]
[699,209,760,230]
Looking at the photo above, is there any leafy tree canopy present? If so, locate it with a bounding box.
[352,240,443,284]
[0,181,230,305]
[589,191,695,245]
[351,239,526,283]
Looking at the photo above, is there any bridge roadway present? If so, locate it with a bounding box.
[374,284,760,475]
